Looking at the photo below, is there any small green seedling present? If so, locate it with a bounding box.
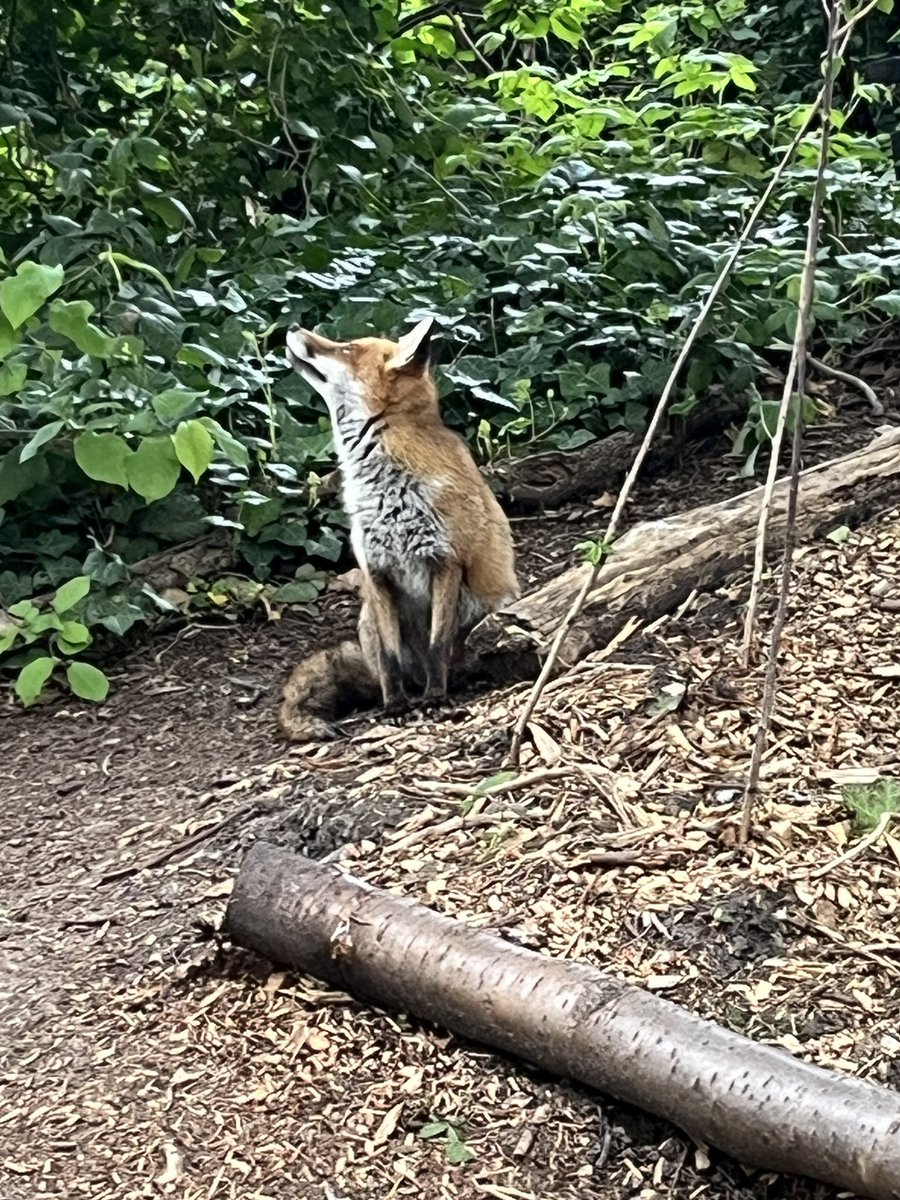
[576,538,613,567]
[0,575,109,706]
[841,778,900,833]
[460,769,518,815]
[417,1118,475,1165]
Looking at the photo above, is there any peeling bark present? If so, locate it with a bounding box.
[225,842,900,1200]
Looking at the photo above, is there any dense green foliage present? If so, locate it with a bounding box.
[1,0,899,701]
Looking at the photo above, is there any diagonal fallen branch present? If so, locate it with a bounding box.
[470,427,900,675]
[225,842,900,1200]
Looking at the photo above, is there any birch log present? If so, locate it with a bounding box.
[225,841,900,1200]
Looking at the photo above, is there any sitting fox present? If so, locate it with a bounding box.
[278,317,520,741]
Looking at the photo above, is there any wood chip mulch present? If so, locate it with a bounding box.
[3,504,900,1200]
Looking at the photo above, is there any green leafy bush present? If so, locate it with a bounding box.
[1,574,109,705]
[2,0,899,703]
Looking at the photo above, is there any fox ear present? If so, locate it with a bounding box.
[386,317,435,372]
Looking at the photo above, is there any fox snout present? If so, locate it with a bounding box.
[286,326,329,385]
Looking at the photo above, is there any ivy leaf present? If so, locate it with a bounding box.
[29,612,64,634]
[48,299,115,358]
[19,419,65,463]
[0,361,26,395]
[15,655,56,706]
[873,291,900,316]
[66,660,110,702]
[74,431,130,487]
[418,1123,448,1140]
[0,314,18,360]
[273,580,321,603]
[445,1141,475,1165]
[126,436,181,502]
[172,419,214,483]
[0,625,19,654]
[51,575,91,613]
[0,262,64,329]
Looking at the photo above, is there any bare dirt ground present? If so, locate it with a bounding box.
[2,395,900,1200]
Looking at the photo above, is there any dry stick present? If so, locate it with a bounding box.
[808,354,884,415]
[810,811,896,879]
[505,88,830,771]
[739,394,806,843]
[738,4,840,843]
[741,0,867,665]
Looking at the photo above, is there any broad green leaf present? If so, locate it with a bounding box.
[96,603,143,636]
[66,660,110,702]
[126,436,181,501]
[55,633,87,655]
[15,655,56,706]
[446,1141,475,1165]
[418,1123,448,1140]
[176,343,229,368]
[0,443,50,503]
[51,575,91,613]
[74,431,130,487]
[48,299,115,358]
[273,580,320,604]
[151,388,205,424]
[0,360,26,395]
[143,194,194,229]
[200,417,250,469]
[0,314,19,360]
[550,11,582,46]
[0,262,64,329]
[172,419,214,483]
[873,292,900,316]
[83,548,128,586]
[29,612,64,633]
[7,599,38,620]
[0,626,18,654]
[19,419,65,463]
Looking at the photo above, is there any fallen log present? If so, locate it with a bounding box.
[225,842,900,1200]
[473,426,900,670]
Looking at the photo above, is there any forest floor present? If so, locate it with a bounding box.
[2,387,900,1200]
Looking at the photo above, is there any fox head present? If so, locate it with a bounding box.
[286,318,438,417]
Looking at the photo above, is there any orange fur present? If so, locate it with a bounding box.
[278,319,519,742]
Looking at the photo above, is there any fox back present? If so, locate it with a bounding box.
[279,317,519,735]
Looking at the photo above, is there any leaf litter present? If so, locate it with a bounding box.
[1,418,899,1199]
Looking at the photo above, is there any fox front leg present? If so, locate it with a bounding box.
[358,581,408,715]
[423,561,463,702]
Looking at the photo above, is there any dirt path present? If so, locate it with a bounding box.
[2,408,899,1200]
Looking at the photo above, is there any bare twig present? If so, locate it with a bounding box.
[810,811,896,879]
[739,2,840,842]
[739,391,806,842]
[741,0,879,666]
[808,354,885,415]
[454,14,492,73]
[96,803,261,885]
[505,65,833,769]
[413,765,572,799]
